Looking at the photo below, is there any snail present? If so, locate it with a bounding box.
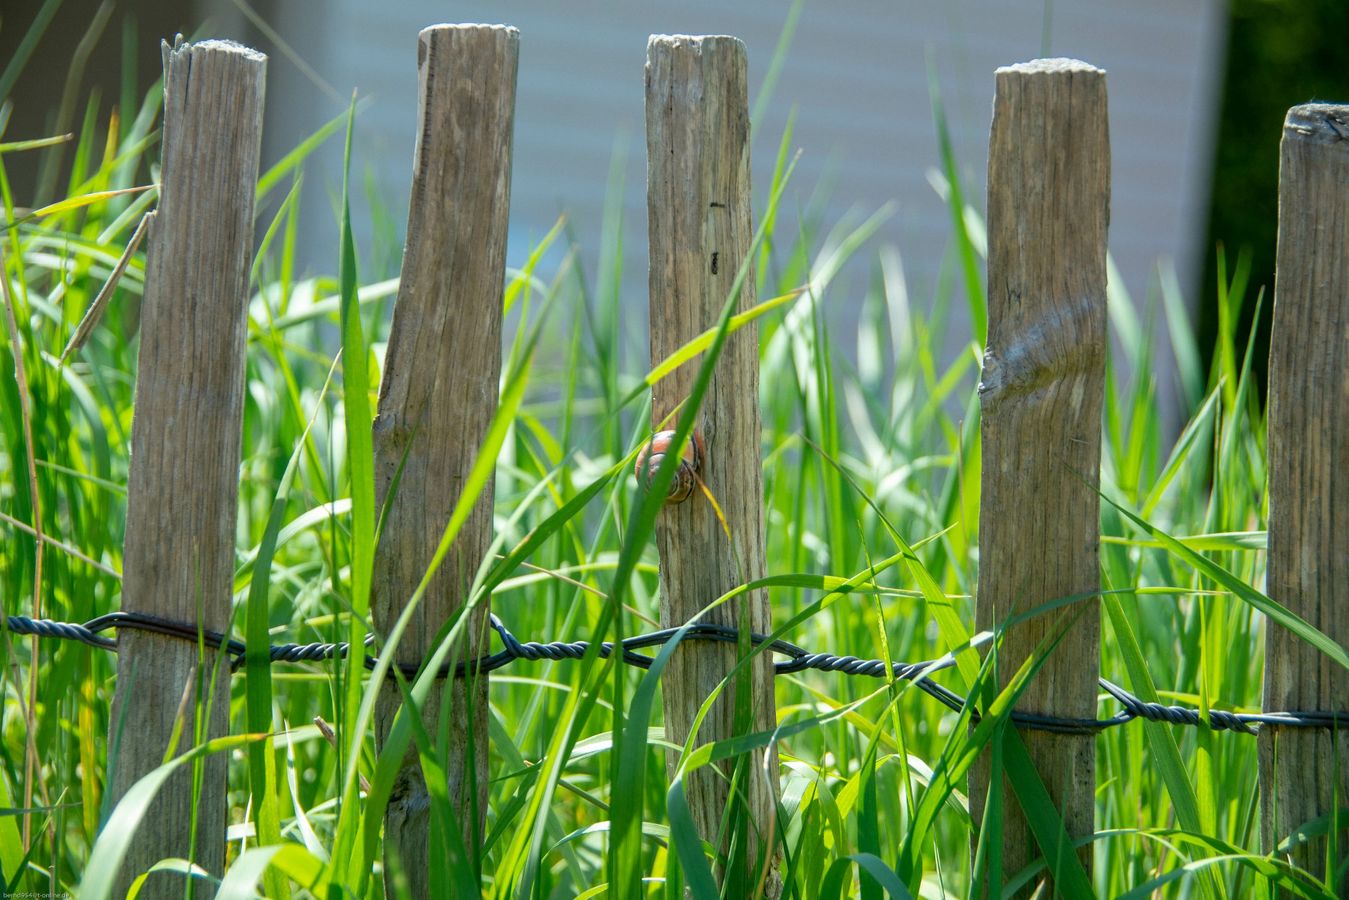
[634,428,705,504]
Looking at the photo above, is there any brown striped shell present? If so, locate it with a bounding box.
[634,429,705,504]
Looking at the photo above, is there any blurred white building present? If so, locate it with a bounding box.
[208,0,1225,399]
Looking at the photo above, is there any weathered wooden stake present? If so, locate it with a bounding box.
[1261,103,1349,890]
[972,59,1109,890]
[371,24,516,897]
[108,38,265,895]
[645,34,781,892]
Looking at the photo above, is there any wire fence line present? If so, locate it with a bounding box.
[4,611,1345,737]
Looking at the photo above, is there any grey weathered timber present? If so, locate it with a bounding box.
[646,34,781,894]
[108,38,265,896]
[370,24,517,896]
[972,58,1109,892]
[1261,103,1349,893]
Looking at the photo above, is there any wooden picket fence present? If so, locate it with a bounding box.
[106,26,1348,898]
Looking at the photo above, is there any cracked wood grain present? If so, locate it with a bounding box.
[370,24,516,898]
[108,38,265,897]
[1260,103,1349,893]
[646,34,781,895]
[971,58,1108,895]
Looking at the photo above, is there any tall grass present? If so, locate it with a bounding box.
[1,14,1343,900]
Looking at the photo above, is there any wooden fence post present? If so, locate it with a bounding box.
[972,59,1109,890]
[370,24,517,897]
[645,34,781,893]
[1261,102,1349,888]
[107,38,265,895]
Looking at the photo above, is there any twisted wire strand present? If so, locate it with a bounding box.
[3,612,1344,736]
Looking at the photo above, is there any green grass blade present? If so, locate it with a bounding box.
[328,91,378,882]
[820,853,915,899]
[255,107,353,204]
[80,734,266,900]
[1000,728,1095,897]
[1106,495,1349,671]
[215,844,325,899]
[926,53,985,347]
[0,0,64,105]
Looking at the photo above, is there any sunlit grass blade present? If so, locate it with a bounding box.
[627,287,803,404]
[325,90,378,885]
[215,844,324,899]
[1000,728,1094,897]
[1105,495,1349,671]
[927,52,985,347]
[239,364,335,900]
[819,853,915,899]
[255,106,355,205]
[0,134,74,155]
[1160,258,1203,412]
[60,208,153,363]
[803,434,979,689]
[80,734,266,900]
[2,184,154,230]
[0,774,31,891]
[895,617,1078,893]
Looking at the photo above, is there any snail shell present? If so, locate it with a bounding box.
[634,429,705,504]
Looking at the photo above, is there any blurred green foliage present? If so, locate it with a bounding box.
[1200,0,1349,394]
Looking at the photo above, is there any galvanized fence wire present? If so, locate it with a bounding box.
[4,611,1345,737]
